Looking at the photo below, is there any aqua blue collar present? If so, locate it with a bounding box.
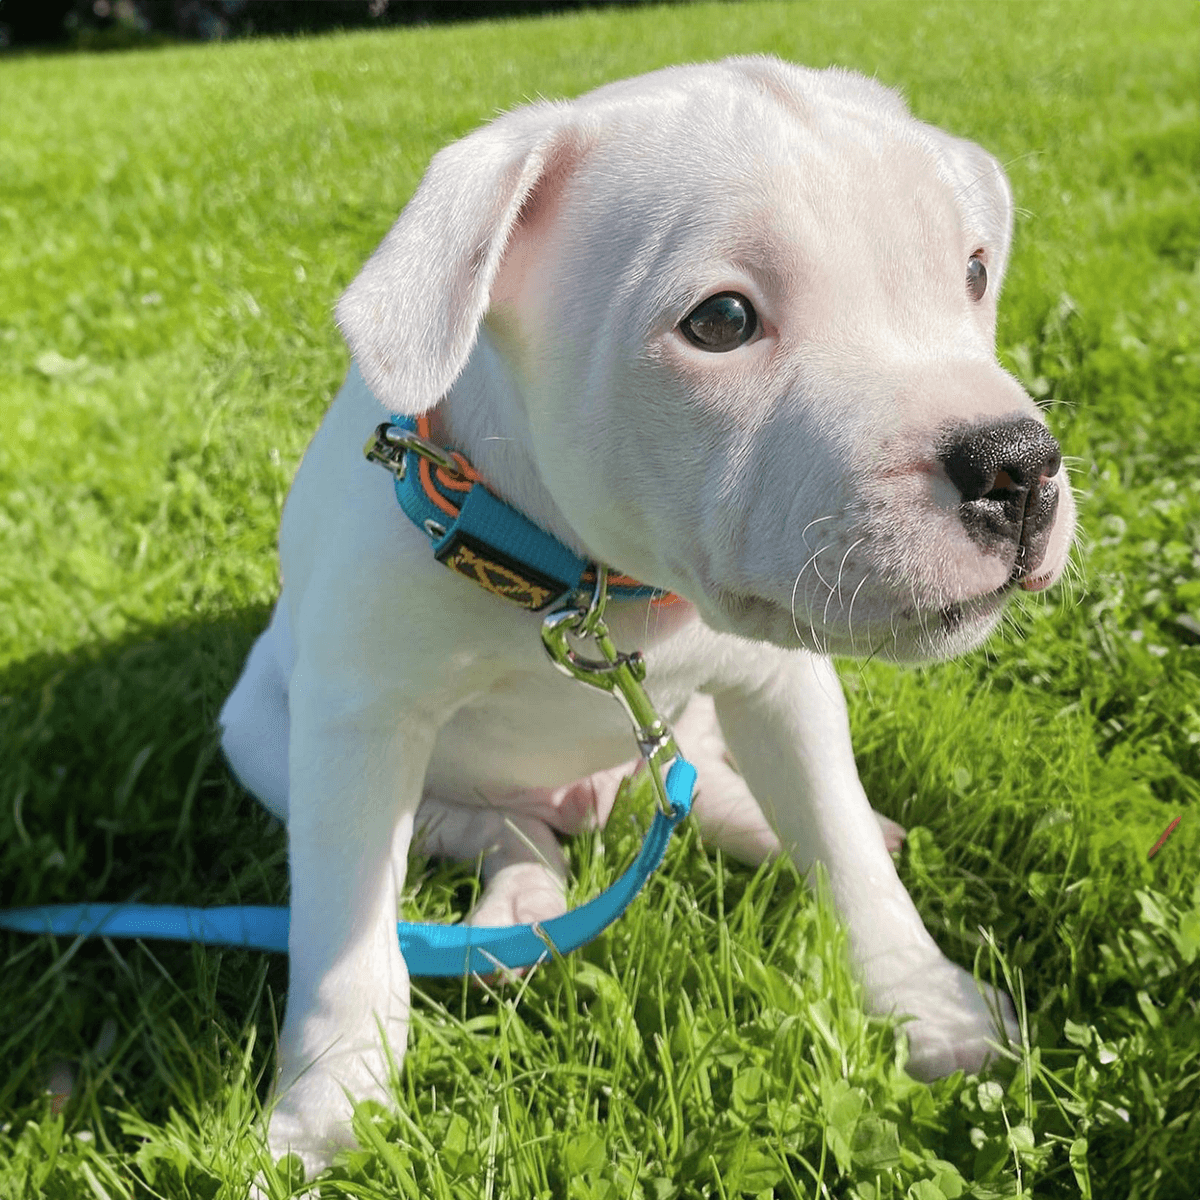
[365,414,670,611]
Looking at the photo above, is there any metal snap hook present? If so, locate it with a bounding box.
[541,567,679,815]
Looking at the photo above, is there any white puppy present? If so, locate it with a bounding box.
[220,56,1075,1174]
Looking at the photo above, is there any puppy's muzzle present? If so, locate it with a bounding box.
[938,417,1063,582]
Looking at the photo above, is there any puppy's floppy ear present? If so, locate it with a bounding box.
[336,103,585,414]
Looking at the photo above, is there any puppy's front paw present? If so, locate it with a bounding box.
[264,1042,399,1181]
[882,958,1019,1080]
[263,1080,357,1181]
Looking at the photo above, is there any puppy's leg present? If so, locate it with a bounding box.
[677,693,905,862]
[267,679,434,1177]
[675,693,780,864]
[467,816,568,929]
[412,759,648,931]
[219,600,293,821]
[413,798,569,928]
[873,812,908,856]
[712,651,1016,1079]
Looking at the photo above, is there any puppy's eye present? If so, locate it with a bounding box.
[966,253,988,302]
[679,292,758,352]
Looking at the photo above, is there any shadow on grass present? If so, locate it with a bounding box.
[0,608,288,1116]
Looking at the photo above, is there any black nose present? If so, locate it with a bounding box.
[937,417,1062,578]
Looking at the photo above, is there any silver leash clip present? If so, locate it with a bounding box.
[541,566,679,815]
[364,422,466,480]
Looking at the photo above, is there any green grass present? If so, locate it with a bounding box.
[1,1,1198,1196]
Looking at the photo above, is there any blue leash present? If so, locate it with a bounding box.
[0,759,694,975]
[1,417,696,976]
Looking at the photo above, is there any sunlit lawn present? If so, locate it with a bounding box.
[1,1,1197,1196]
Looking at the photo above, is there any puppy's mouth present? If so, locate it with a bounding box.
[925,581,1014,635]
[700,576,1016,662]
[684,509,1070,661]
[936,561,1056,626]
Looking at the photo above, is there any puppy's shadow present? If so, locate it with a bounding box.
[0,608,288,1112]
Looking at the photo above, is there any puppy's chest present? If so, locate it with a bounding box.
[423,609,715,803]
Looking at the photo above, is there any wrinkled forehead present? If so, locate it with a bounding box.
[576,63,995,200]
[551,81,989,333]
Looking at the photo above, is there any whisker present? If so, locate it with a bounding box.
[792,543,835,641]
[812,553,836,593]
[835,537,867,606]
[790,569,806,642]
[822,568,839,627]
[846,572,871,654]
[799,514,836,550]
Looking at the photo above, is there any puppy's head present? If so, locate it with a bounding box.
[337,57,1075,662]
